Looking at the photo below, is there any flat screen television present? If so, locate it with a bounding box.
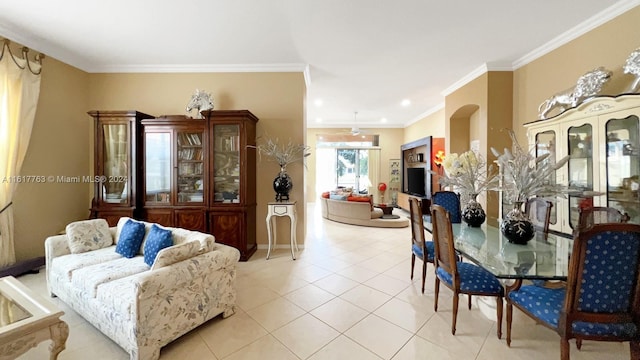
[406,167,426,197]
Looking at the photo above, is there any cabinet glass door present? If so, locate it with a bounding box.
[177,131,205,204]
[213,124,240,203]
[535,130,558,226]
[605,115,640,224]
[145,132,171,203]
[567,123,593,230]
[102,124,129,204]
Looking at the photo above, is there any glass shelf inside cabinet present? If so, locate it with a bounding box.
[535,130,558,226]
[606,115,640,224]
[102,124,129,204]
[213,124,240,203]
[145,132,171,203]
[177,131,205,203]
[567,123,593,229]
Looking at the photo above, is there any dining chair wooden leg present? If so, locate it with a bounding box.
[451,292,459,335]
[560,338,570,360]
[468,294,472,309]
[421,261,427,294]
[434,278,440,312]
[506,302,513,347]
[496,296,503,339]
[410,254,416,280]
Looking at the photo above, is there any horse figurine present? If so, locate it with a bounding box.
[624,47,640,93]
[186,89,214,119]
[537,67,612,119]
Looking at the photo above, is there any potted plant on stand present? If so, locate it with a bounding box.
[252,138,311,202]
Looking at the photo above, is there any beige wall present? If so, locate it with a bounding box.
[13,67,304,261]
[444,71,513,223]
[87,72,306,249]
[13,56,90,261]
[513,6,640,144]
[403,107,446,144]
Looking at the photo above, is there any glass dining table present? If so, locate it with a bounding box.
[423,221,573,282]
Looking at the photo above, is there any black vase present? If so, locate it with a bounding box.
[273,168,293,201]
[461,194,486,227]
[500,202,535,245]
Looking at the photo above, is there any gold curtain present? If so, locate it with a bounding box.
[0,41,42,267]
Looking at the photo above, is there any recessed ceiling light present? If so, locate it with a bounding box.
[380,118,388,123]
[401,99,411,107]
[314,99,323,107]
[315,117,322,123]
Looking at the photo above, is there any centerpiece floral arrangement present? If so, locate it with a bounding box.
[491,129,569,243]
[438,150,499,227]
[440,151,499,197]
[490,130,568,206]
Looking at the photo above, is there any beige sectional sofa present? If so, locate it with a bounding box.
[320,197,409,228]
[45,217,239,360]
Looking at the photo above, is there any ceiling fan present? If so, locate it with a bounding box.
[346,111,368,136]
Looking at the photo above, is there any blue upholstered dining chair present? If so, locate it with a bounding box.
[432,191,461,223]
[506,223,640,360]
[430,204,504,338]
[409,197,434,294]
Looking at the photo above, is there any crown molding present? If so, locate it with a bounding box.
[404,103,445,127]
[89,63,308,73]
[441,62,513,96]
[513,0,640,69]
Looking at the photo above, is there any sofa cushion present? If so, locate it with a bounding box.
[144,224,174,266]
[330,194,347,200]
[51,246,122,281]
[151,241,201,270]
[116,219,146,258]
[321,191,330,198]
[71,256,150,297]
[66,219,113,254]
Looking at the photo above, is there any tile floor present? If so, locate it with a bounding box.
[16,203,630,359]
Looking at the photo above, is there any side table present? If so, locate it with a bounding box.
[0,276,69,360]
[266,201,298,260]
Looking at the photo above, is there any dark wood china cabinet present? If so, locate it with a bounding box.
[90,109,258,260]
[89,110,154,226]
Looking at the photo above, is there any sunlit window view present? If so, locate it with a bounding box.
[316,135,380,195]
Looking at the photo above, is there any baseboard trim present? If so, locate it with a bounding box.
[0,257,45,278]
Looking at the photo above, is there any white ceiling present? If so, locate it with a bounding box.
[0,0,636,129]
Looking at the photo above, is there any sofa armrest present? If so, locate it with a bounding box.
[133,244,240,301]
[44,234,71,263]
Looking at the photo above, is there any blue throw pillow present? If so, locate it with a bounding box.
[115,219,146,258]
[143,224,174,267]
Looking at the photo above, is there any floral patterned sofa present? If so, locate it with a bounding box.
[45,217,240,360]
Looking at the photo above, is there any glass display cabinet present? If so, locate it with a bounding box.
[91,110,259,260]
[212,124,241,203]
[525,94,640,236]
[142,116,207,232]
[534,130,559,228]
[204,110,258,261]
[604,114,639,223]
[89,110,154,226]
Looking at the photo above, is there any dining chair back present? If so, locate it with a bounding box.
[525,197,553,239]
[506,223,640,359]
[431,204,504,338]
[409,197,434,293]
[432,191,461,223]
[576,206,631,232]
